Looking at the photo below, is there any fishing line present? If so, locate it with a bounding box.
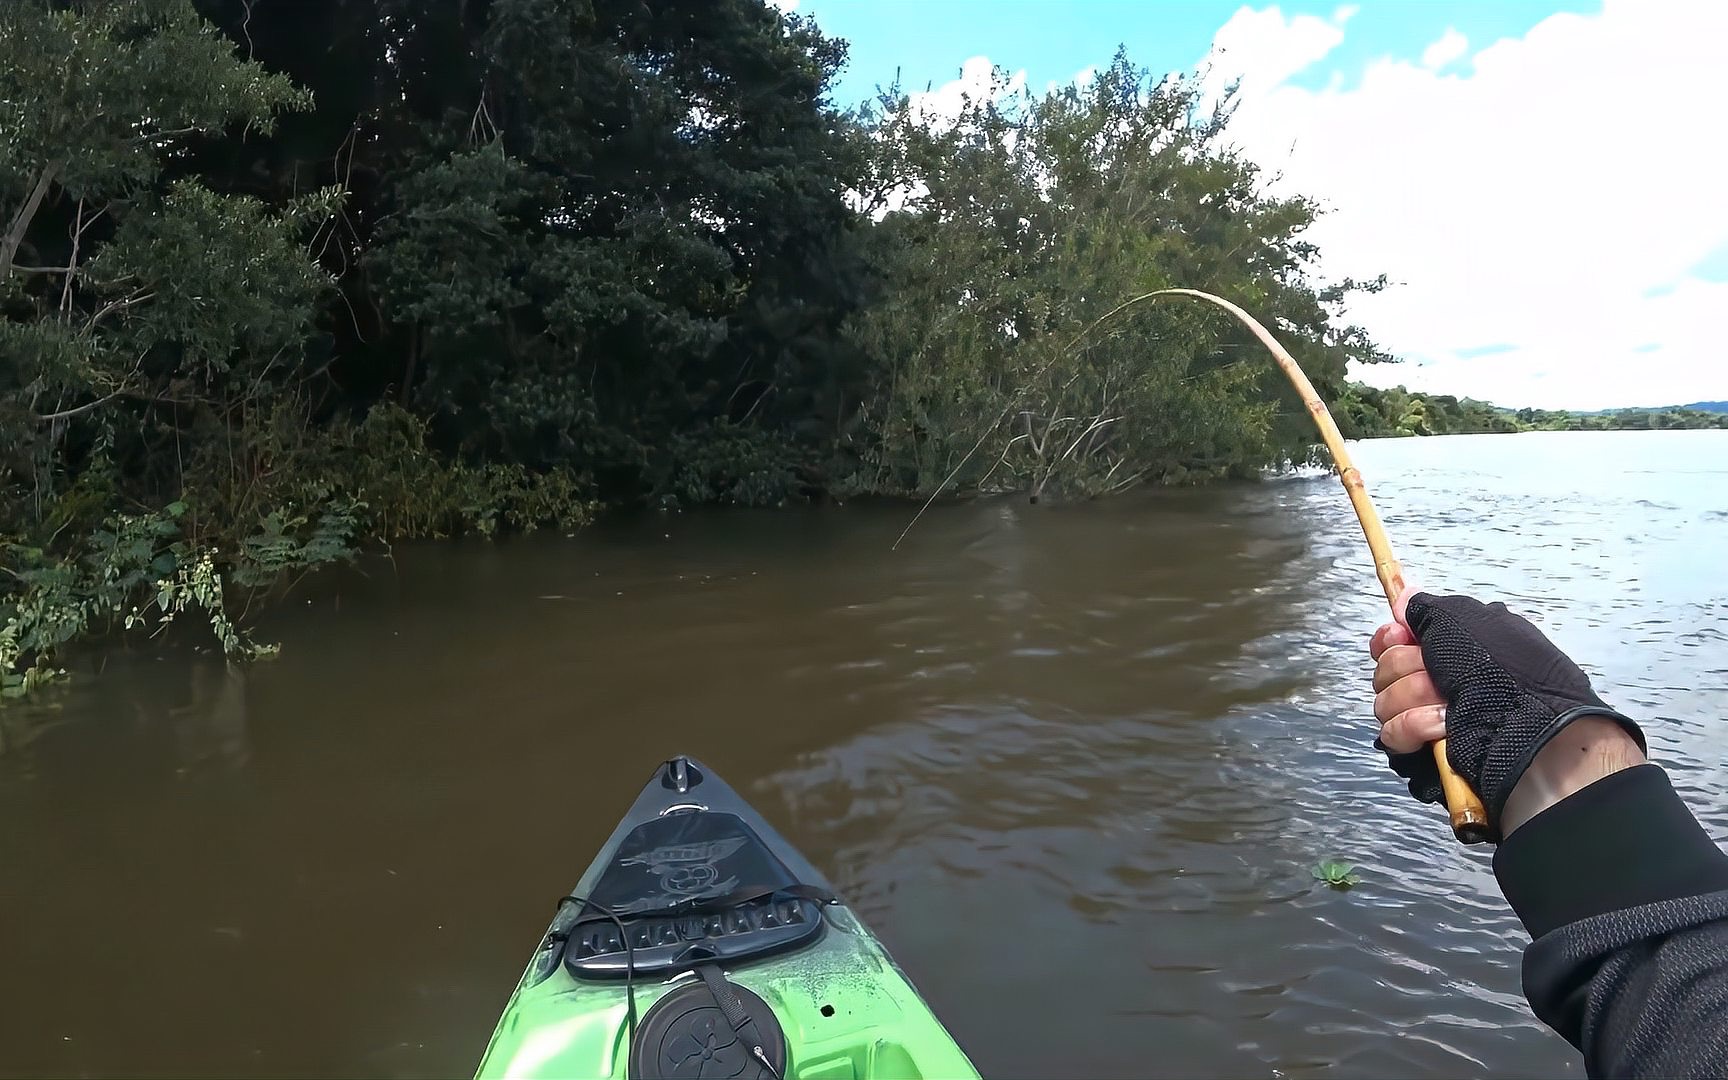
[890,286,1491,841]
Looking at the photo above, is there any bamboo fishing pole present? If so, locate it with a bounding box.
[1146,288,1492,844]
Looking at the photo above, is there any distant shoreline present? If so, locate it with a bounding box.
[1340,384,1728,439]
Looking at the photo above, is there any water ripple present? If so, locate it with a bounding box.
[1,430,1721,1078]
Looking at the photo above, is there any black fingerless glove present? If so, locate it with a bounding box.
[1376,593,1645,834]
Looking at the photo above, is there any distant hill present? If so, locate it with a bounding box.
[1682,401,1728,413]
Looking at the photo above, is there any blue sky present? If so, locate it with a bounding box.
[812,1,1598,109]
[776,1,1725,411]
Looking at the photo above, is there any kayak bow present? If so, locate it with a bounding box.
[476,756,978,1079]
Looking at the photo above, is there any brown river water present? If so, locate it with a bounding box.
[3,429,1726,1079]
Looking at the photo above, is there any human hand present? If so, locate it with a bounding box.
[1369,588,1646,837]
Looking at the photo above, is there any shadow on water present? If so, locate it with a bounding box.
[5,430,1725,1078]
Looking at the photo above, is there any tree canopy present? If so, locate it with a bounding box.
[844,56,1387,498]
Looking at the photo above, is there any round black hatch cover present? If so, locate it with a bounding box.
[628,980,787,1079]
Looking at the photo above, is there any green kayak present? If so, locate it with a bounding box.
[476,756,979,1079]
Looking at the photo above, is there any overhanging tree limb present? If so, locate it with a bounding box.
[35,391,123,424]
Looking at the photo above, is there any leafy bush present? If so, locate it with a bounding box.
[1,503,270,691]
[1,401,594,688]
[663,422,803,508]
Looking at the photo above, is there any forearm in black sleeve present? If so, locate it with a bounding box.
[1493,764,1728,1078]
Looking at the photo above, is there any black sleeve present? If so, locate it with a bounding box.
[1493,764,1728,1078]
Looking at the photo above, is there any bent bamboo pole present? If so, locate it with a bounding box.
[1146,288,1491,844]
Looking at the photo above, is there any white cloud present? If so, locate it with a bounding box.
[907,55,1026,127]
[1420,28,1468,70]
[1205,1,1728,409]
[1205,4,1354,103]
[1049,64,1100,96]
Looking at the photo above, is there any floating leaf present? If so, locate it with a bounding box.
[1312,861,1360,889]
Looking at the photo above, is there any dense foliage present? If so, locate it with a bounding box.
[843,57,1387,498]
[1,1,1688,688]
[3,0,857,685]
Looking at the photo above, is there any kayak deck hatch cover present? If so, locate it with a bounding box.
[476,756,979,1079]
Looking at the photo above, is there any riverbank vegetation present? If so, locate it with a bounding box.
[1338,385,1728,438]
[0,0,1707,686]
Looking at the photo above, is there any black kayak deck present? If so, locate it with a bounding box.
[527,757,837,985]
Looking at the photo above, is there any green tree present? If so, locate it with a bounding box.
[843,55,1389,498]
[0,0,325,507]
[190,0,869,506]
[0,0,340,683]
